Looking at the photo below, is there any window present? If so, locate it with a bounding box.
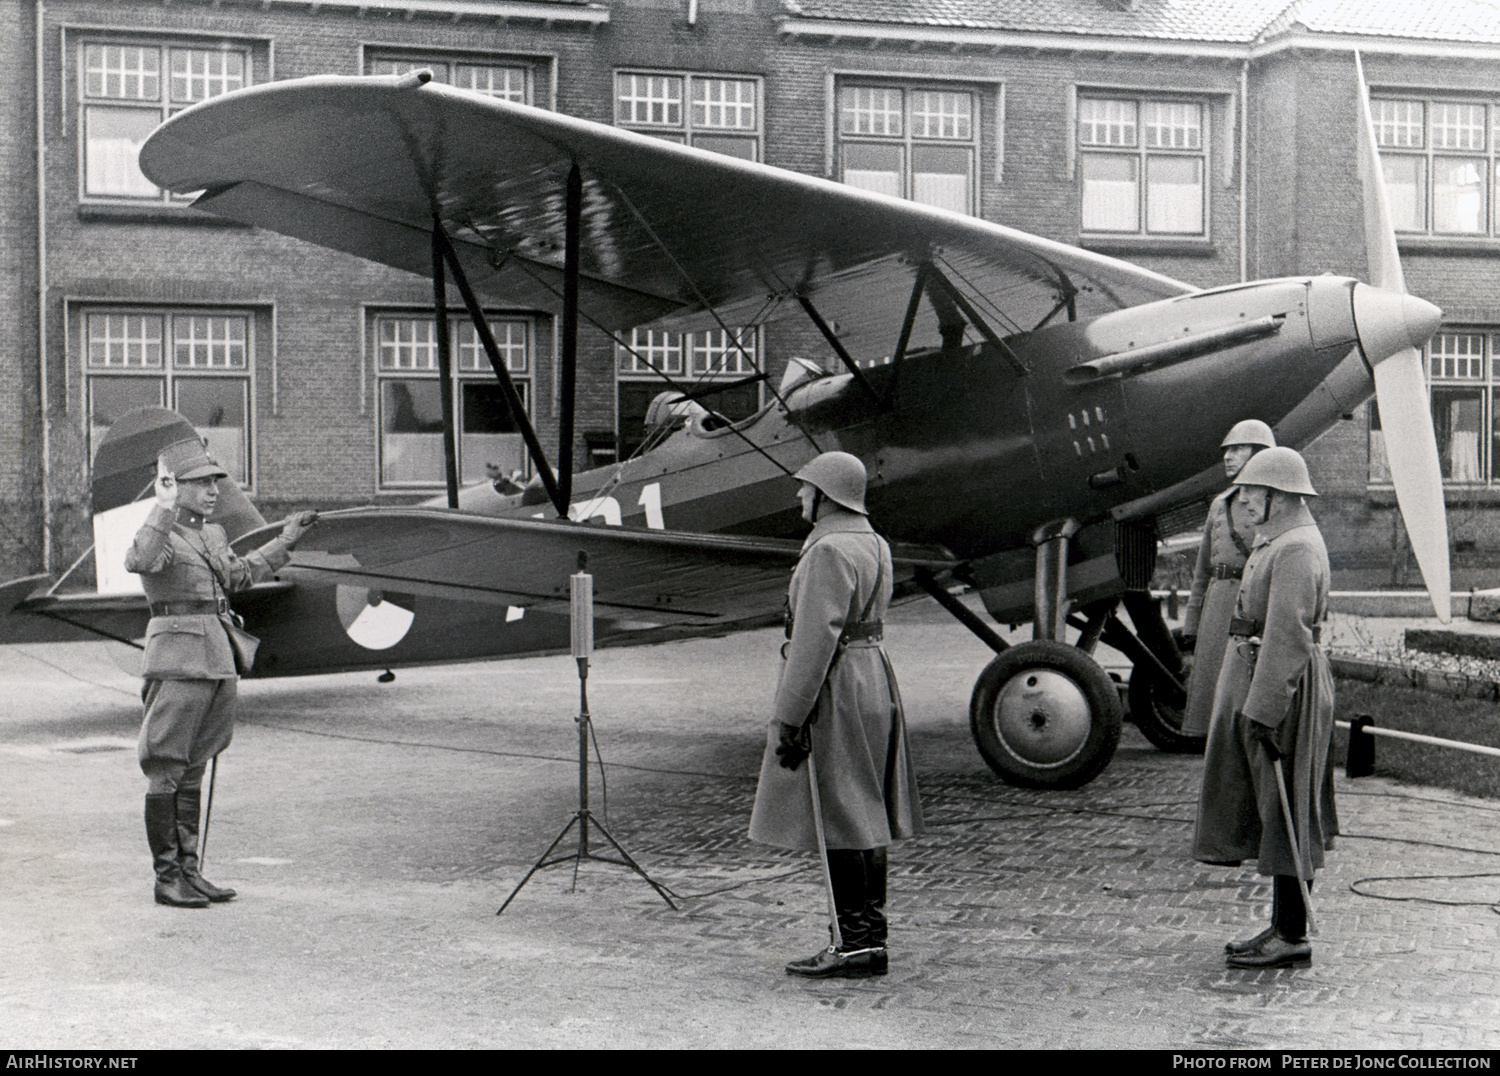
[375,313,533,488]
[80,40,251,201]
[1369,330,1494,485]
[615,328,762,459]
[85,310,254,484]
[1078,95,1206,235]
[1372,97,1499,235]
[364,52,535,103]
[837,83,977,215]
[614,72,760,160]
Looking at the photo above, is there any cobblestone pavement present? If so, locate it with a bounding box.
[2,602,1498,1049]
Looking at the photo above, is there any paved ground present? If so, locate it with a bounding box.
[2,600,1498,1049]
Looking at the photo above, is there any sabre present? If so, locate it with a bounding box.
[1271,755,1317,936]
[805,742,843,951]
[201,752,219,872]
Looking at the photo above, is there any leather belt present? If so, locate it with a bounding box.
[840,620,884,645]
[1228,616,1321,644]
[1211,564,1243,580]
[150,599,228,617]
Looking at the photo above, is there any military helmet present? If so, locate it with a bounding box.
[794,451,868,515]
[1232,445,1317,496]
[1221,418,1276,450]
[158,438,229,482]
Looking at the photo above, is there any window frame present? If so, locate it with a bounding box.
[76,34,256,205]
[1369,327,1496,488]
[613,69,764,162]
[361,45,550,107]
[371,310,536,491]
[614,327,765,460]
[834,79,980,216]
[81,305,258,489]
[1371,94,1497,236]
[1076,91,1210,239]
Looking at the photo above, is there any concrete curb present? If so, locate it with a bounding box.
[1329,653,1500,702]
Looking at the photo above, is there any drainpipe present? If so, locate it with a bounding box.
[35,0,52,572]
[1239,59,1249,283]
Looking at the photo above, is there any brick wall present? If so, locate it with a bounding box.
[8,0,1500,593]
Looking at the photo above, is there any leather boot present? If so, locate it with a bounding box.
[175,789,236,902]
[145,794,208,908]
[862,847,888,951]
[786,850,888,978]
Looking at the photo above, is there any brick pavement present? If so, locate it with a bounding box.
[2,624,1499,1048]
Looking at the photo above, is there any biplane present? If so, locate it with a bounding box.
[0,57,1448,789]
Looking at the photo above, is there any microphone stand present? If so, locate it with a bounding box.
[498,554,677,915]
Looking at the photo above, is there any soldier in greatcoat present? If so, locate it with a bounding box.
[125,438,317,907]
[749,451,923,978]
[1180,420,1276,738]
[1193,447,1337,968]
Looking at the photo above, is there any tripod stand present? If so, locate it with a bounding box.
[497,565,677,915]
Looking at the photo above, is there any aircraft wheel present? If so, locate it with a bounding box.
[969,640,1122,790]
[1126,663,1204,755]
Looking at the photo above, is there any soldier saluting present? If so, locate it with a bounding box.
[1193,446,1337,968]
[125,438,317,907]
[749,451,924,978]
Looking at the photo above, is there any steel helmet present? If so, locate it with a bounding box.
[794,451,868,515]
[1221,419,1276,450]
[1232,446,1318,496]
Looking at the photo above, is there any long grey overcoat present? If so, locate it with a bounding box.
[748,510,924,852]
[1193,502,1338,878]
[1181,489,1259,737]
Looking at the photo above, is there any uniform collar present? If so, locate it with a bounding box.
[174,507,207,531]
[802,508,872,550]
[1252,501,1315,547]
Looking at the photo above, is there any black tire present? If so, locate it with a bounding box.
[1126,663,1205,755]
[969,640,1123,790]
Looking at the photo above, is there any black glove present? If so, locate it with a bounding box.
[776,722,812,771]
[1245,715,1280,760]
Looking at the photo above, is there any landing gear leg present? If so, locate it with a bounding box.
[1119,592,1202,754]
[967,519,1122,789]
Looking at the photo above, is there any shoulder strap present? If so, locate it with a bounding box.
[858,536,886,623]
[1224,497,1253,562]
[176,527,230,594]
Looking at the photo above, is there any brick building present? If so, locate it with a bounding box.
[6,0,1500,592]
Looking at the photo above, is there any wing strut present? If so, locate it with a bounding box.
[796,293,882,404]
[558,162,581,508]
[890,264,928,367]
[924,265,1029,376]
[431,220,461,508]
[433,224,569,518]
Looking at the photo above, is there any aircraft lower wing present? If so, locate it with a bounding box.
[244,508,957,627]
[138,75,1196,359]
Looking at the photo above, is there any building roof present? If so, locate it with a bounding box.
[779,0,1500,47]
[1261,0,1500,44]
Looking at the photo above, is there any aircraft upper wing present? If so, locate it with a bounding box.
[250,508,956,625]
[139,76,1196,359]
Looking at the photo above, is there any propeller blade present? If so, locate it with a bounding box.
[1354,50,1450,622]
[1354,51,1405,294]
[1374,349,1451,622]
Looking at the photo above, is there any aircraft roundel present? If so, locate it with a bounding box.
[335,586,415,650]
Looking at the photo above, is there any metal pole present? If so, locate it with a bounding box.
[577,657,589,863]
[805,745,843,951]
[1271,756,1317,936]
